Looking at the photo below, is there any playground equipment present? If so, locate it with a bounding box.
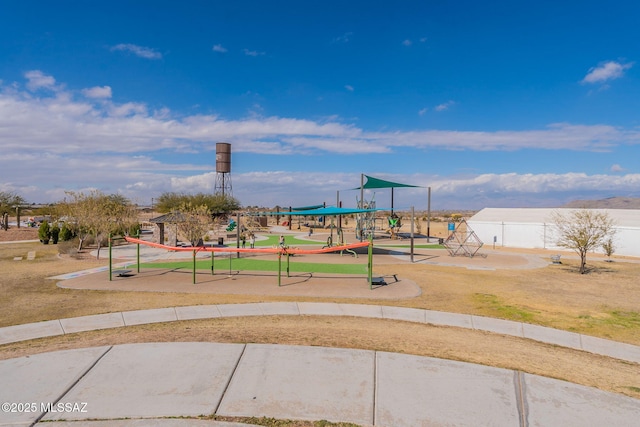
[323,228,357,257]
[356,193,377,240]
[387,214,402,239]
[118,235,378,288]
[442,219,484,257]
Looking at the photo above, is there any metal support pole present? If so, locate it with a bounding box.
[336,190,341,231]
[108,233,113,281]
[136,230,140,273]
[287,253,290,277]
[427,186,431,240]
[410,206,415,263]
[192,249,196,284]
[278,252,282,287]
[391,188,394,216]
[211,251,215,275]
[368,235,373,290]
[359,173,364,241]
[237,211,241,258]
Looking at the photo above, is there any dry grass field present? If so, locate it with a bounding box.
[1,221,639,403]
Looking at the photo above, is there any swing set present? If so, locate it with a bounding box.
[109,233,380,289]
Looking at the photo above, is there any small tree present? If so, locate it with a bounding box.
[551,209,616,274]
[176,203,212,246]
[602,238,615,262]
[415,217,423,235]
[38,220,51,244]
[59,191,138,259]
[155,192,240,216]
[50,224,60,244]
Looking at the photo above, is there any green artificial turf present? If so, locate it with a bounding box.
[252,234,324,247]
[141,255,367,275]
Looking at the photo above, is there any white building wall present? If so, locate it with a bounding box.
[468,212,640,257]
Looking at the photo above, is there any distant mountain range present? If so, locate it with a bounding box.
[561,197,640,209]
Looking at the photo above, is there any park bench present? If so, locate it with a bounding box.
[112,269,133,277]
[371,274,399,286]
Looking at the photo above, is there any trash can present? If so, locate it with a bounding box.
[217,237,224,245]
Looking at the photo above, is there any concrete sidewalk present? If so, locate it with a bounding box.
[1,342,639,427]
[2,303,639,364]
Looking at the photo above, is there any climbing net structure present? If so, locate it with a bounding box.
[443,219,484,257]
[356,194,377,239]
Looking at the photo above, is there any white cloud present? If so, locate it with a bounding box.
[82,86,112,99]
[345,85,354,92]
[435,100,455,111]
[402,39,412,46]
[24,70,58,91]
[332,32,353,43]
[418,108,428,116]
[243,48,265,57]
[4,72,640,207]
[107,102,148,117]
[3,75,640,158]
[111,43,162,60]
[611,164,625,172]
[582,61,632,84]
[212,44,227,53]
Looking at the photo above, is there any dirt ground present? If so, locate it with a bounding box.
[1,223,639,401]
[0,226,38,242]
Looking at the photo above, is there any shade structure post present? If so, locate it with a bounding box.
[368,235,373,289]
[359,173,364,241]
[391,188,394,216]
[287,252,290,277]
[211,251,215,275]
[336,190,341,231]
[108,233,113,281]
[427,186,431,240]
[278,252,282,286]
[136,230,140,273]
[411,206,415,263]
[192,249,196,284]
[237,211,241,258]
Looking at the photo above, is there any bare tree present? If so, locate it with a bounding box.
[551,209,616,274]
[60,191,138,259]
[176,203,212,246]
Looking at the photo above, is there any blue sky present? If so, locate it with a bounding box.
[1,1,640,210]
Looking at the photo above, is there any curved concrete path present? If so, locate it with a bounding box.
[2,303,639,364]
[1,303,640,426]
[1,341,639,427]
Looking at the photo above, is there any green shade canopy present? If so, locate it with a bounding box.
[265,206,387,216]
[291,204,324,211]
[356,175,421,189]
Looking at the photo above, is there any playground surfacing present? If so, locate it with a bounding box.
[55,231,551,299]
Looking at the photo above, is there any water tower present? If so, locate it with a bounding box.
[214,142,233,196]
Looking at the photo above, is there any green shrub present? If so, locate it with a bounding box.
[59,224,74,241]
[50,224,60,244]
[38,220,51,244]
